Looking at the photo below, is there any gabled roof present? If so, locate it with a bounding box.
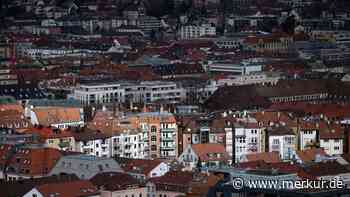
[35,180,99,197]
[244,152,282,163]
[90,172,141,191]
[2,146,62,176]
[33,107,82,126]
[25,126,74,140]
[49,154,123,179]
[117,158,164,176]
[148,170,194,191]
[191,143,230,162]
[72,128,111,141]
[302,161,350,177]
[296,148,328,163]
[267,125,295,136]
[0,174,79,197]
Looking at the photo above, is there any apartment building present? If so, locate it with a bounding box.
[72,82,126,105]
[207,58,263,75]
[225,121,263,163]
[179,24,216,40]
[216,72,281,86]
[267,126,296,160]
[138,112,178,159]
[110,130,144,159]
[124,81,185,104]
[72,81,185,105]
[73,130,111,158]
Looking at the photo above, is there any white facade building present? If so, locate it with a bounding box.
[299,129,318,150]
[72,81,186,105]
[217,72,281,86]
[320,138,343,156]
[179,24,216,40]
[75,135,111,157]
[124,81,185,103]
[269,134,296,160]
[111,131,145,159]
[72,83,126,105]
[225,122,263,163]
[207,58,263,75]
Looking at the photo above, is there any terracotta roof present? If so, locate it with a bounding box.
[117,158,164,176]
[319,123,344,139]
[33,107,82,126]
[0,174,80,197]
[24,126,74,140]
[269,103,350,119]
[72,128,111,141]
[238,161,300,174]
[87,110,121,135]
[149,170,194,192]
[3,147,62,176]
[253,111,296,127]
[191,144,230,162]
[301,161,350,177]
[205,85,271,111]
[267,125,294,136]
[90,172,141,191]
[244,151,282,163]
[0,109,30,129]
[36,180,99,197]
[296,148,327,163]
[0,103,23,113]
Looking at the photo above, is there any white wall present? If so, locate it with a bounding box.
[320,139,343,156]
[149,162,170,178]
[23,188,44,197]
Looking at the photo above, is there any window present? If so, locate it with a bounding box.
[151,145,157,151]
[32,194,37,197]
[151,136,157,141]
[151,126,157,133]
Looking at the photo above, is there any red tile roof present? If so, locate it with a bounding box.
[191,144,230,162]
[36,180,99,197]
[244,151,282,163]
[33,107,82,126]
[296,148,327,163]
[24,126,74,140]
[90,172,141,191]
[120,158,164,176]
[3,147,62,176]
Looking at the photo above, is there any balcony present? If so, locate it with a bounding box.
[161,136,174,141]
[161,128,175,133]
[160,146,174,150]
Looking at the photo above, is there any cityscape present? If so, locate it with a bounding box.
[1,0,350,196]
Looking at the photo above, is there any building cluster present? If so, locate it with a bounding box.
[2,0,350,196]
